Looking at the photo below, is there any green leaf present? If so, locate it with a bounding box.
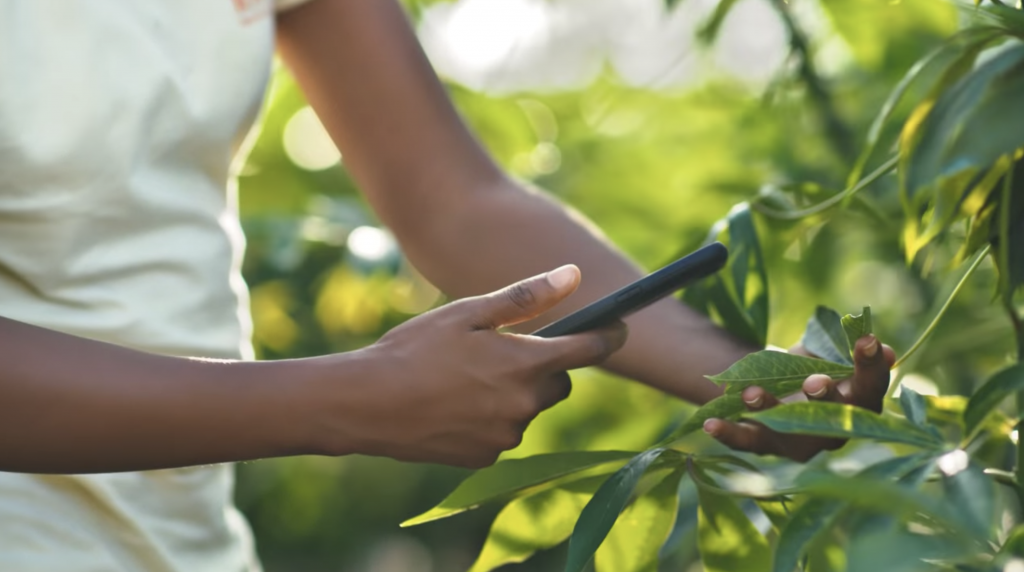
[772,453,933,572]
[998,524,1024,558]
[693,463,771,572]
[726,204,769,346]
[746,402,945,448]
[563,448,682,572]
[797,475,970,537]
[904,43,1024,207]
[686,203,769,348]
[845,527,971,572]
[993,159,1024,295]
[848,27,1004,186]
[594,469,684,572]
[963,364,1024,437]
[708,351,855,393]
[898,386,929,427]
[772,498,845,572]
[840,306,873,350]
[756,499,792,531]
[941,457,995,540]
[800,306,853,365]
[402,451,637,526]
[706,275,764,347]
[660,378,808,444]
[469,477,603,572]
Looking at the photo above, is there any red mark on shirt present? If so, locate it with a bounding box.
[232,0,271,24]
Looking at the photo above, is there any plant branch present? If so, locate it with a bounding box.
[892,245,991,370]
[752,156,899,220]
[767,0,856,160]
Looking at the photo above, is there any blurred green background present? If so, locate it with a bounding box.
[234,0,1016,570]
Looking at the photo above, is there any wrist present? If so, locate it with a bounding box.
[288,348,389,459]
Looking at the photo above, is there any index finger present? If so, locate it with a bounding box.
[533,321,628,372]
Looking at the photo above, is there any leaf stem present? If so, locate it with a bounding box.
[891,245,991,370]
[984,468,1018,489]
[752,156,899,221]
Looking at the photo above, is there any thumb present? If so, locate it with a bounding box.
[462,265,580,330]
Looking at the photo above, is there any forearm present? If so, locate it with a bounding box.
[0,317,329,473]
[274,0,753,402]
[390,182,754,403]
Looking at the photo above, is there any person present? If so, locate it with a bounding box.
[0,0,896,570]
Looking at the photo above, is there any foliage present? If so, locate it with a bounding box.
[399,1,1024,571]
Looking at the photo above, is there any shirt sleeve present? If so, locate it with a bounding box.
[275,0,318,12]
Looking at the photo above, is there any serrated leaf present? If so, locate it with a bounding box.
[898,386,929,427]
[594,468,684,572]
[746,402,945,448]
[693,462,771,572]
[800,306,853,365]
[661,378,809,444]
[708,351,855,393]
[963,364,1024,437]
[941,458,995,540]
[840,307,873,350]
[468,476,603,572]
[563,448,683,572]
[402,451,637,526]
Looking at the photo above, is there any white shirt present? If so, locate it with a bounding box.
[0,0,312,570]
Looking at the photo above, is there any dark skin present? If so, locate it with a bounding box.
[0,0,895,474]
[276,0,897,463]
[706,336,897,462]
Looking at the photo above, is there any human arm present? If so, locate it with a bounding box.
[275,0,897,461]
[275,0,747,406]
[0,267,624,473]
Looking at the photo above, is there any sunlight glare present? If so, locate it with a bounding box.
[283,106,341,171]
[937,449,969,477]
[440,0,548,72]
[347,226,396,262]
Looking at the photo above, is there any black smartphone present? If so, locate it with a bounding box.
[530,242,728,338]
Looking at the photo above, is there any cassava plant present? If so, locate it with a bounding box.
[403,2,1024,571]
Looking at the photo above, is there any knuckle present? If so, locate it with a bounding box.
[513,394,541,420]
[503,283,536,312]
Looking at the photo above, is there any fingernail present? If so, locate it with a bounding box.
[546,265,577,290]
[806,375,831,398]
[743,394,763,408]
[864,335,879,358]
[703,419,717,435]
